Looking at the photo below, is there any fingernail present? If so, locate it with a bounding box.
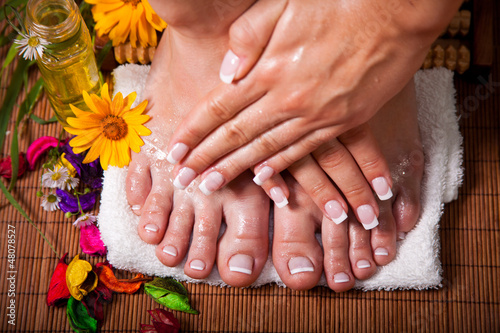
[270,187,288,208]
[288,257,314,275]
[163,245,178,257]
[356,260,371,269]
[190,259,206,271]
[333,272,350,283]
[325,200,348,224]
[253,166,275,186]
[356,205,379,230]
[397,231,407,241]
[219,49,240,84]
[228,254,254,275]
[173,167,197,189]
[167,143,189,164]
[372,177,393,201]
[374,247,389,256]
[144,224,159,232]
[131,204,141,211]
[199,171,225,195]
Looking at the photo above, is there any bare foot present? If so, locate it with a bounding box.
[271,81,423,291]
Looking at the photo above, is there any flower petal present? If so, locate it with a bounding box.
[46,253,71,307]
[80,224,107,256]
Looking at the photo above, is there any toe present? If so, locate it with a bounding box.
[217,177,270,287]
[137,188,173,245]
[347,216,377,280]
[392,175,422,234]
[126,153,152,215]
[371,201,397,266]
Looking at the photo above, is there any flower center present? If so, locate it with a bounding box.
[101,115,128,140]
[51,172,61,181]
[47,194,57,203]
[28,36,40,47]
[122,0,141,6]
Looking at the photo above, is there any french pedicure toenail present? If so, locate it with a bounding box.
[173,167,197,189]
[167,143,189,164]
[356,260,371,269]
[356,205,379,230]
[325,200,348,224]
[162,245,178,257]
[219,49,240,84]
[372,177,393,201]
[253,166,275,186]
[131,205,141,211]
[397,231,407,241]
[333,272,350,283]
[288,257,314,275]
[374,248,389,256]
[270,187,288,208]
[190,259,206,271]
[144,224,159,232]
[228,254,254,275]
[199,171,225,195]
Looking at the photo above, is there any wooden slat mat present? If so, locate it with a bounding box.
[1,15,499,333]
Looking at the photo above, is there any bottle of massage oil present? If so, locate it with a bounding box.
[25,0,101,127]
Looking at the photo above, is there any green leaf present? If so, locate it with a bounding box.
[66,297,97,333]
[1,42,19,76]
[30,114,58,125]
[144,277,199,314]
[96,40,112,69]
[0,0,28,21]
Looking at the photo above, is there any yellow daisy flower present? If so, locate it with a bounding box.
[85,0,167,48]
[65,83,151,170]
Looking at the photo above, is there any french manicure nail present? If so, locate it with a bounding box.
[372,177,393,201]
[252,166,275,186]
[374,247,389,256]
[144,224,159,232]
[356,204,379,230]
[198,171,225,195]
[228,254,254,275]
[167,143,189,164]
[270,187,288,208]
[190,259,206,271]
[325,200,348,224]
[173,167,197,189]
[219,49,240,84]
[288,257,315,275]
[356,260,371,269]
[333,272,350,283]
[163,245,178,257]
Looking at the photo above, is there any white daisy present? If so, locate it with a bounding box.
[73,213,97,228]
[63,176,80,191]
[41,193,61,212]
[42,166,70,189]
[14,30,49,61]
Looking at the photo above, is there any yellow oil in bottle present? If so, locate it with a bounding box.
[26,0,100,127]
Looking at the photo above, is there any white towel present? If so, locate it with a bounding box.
[98,65,463,290]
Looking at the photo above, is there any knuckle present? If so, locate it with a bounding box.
[190,151,215,170]
[307,181,330,202]
[358,154,386,175]
[222,122,251,146]
[316,144,348,171]
[257,133,283,156]
[206,96,233,122]
[230,16,261,50]
[282,89,308,111]
[341,182,367,202]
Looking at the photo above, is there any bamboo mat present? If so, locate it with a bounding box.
[1,13,500,333]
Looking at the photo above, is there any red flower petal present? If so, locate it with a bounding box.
[140,309,180,333]
[46,253,71,306]
[96,262,147,294]
[80,224,107,256]
[0,153,27,179]
[26,136,61,170]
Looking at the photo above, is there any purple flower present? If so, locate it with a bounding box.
[62,143,103,189]
[57,189,98,214]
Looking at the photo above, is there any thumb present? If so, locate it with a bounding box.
[220,0,287,83]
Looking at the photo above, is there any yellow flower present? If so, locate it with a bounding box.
[66,255,98,301]
[85,0,167,47]
[65,83,151,170]
[56,153,77,177]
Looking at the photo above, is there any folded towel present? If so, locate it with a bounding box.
[98,65,462,290]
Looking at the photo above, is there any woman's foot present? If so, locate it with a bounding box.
[271,81,424,291]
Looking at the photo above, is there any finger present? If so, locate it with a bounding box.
[286,155,349,225]
[258,173,290,209]
[312,139,380,230]
[223,0,288,82]
[338,123,393,201]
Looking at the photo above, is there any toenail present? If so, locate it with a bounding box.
[356,205,379,230]
[372,177,393,201]
[397,231,407,241]
[270,187,288,208]
[288,257,315,275]
[374,247,389,256]
[356,260,371,269]
[131,204,141,211]
[162,245,178,257]
[167,143,189,164]
[325,200,348,224]
[253,166,275,186]
[173,167,197,189]
[190,259,206,271]
[220,49,240,84]
[333,272,350,283]
[144,224,159,232]
[199,171,225,195]
[228,254,254,275]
